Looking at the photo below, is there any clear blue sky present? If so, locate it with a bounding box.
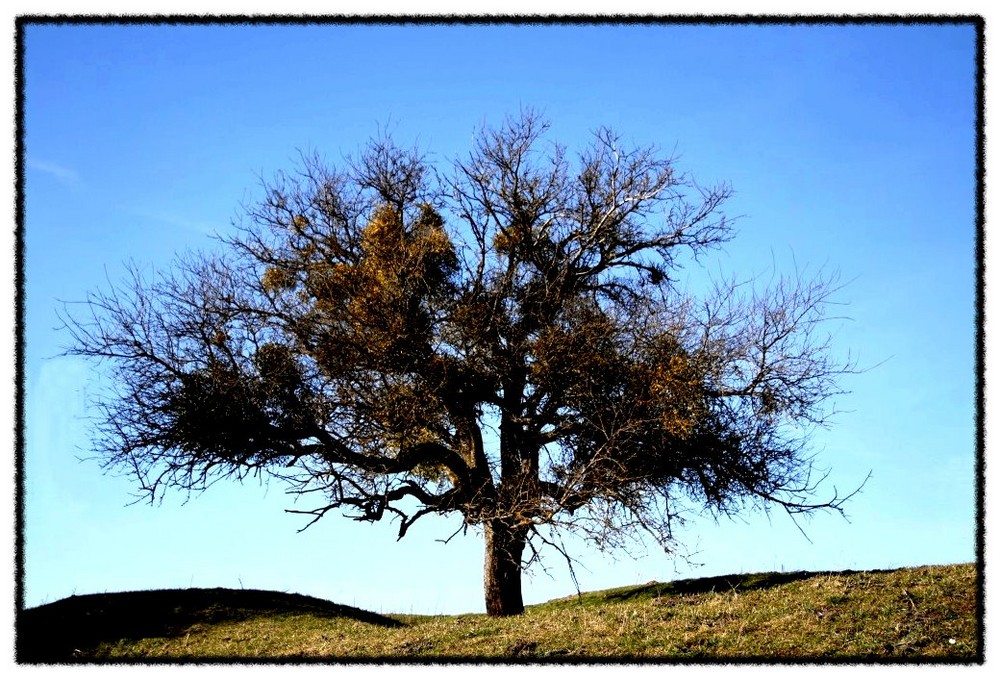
[19,20,979,615]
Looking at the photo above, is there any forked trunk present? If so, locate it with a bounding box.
[483,518,527,616]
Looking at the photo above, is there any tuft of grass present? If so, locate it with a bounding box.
[18,563,979,662]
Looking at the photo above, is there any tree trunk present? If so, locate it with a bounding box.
[483,518,527,616]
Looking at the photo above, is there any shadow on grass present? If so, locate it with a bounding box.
[17,587,404,663]
[539,568,899,609]
[587,568,897,604]
[600,571,817,602]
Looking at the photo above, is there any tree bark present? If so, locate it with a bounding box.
[483,518,527,616]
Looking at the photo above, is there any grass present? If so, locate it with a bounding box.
[17,562,980,663]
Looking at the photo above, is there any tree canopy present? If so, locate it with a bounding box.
[64,111,861,616]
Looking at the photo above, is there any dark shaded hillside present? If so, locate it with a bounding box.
[17,587,403,662]
[545,569,824,606]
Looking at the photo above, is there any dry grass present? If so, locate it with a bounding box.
[19,563,979,662]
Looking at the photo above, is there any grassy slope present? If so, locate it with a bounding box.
[17,563,979,662]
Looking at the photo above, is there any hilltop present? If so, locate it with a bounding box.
[17,562,979,662]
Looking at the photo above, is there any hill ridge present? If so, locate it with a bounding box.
[17,562,979,662]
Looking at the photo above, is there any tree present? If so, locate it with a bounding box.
[63,111,861,617]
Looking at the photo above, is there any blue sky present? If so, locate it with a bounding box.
[18,20,979,616]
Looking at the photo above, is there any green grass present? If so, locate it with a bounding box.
[18,562,979,662]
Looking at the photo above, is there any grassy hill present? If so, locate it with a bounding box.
[17,562,979,663]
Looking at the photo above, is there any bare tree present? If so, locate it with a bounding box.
[63,110,862,616]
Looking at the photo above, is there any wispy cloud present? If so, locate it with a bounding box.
[124,207,221,238]
[27,158,82,189]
